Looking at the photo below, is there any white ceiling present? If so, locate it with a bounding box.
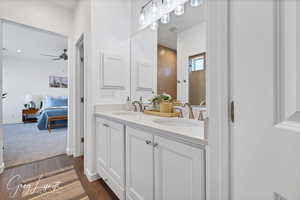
[2,21,68,61]
[158,2,206,50]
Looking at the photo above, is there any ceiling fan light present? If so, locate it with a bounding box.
[160,13,170,24]
[150,21,158,30]
[174,4,184,16]
[190,0,202,7]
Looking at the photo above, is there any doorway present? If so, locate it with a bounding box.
[0,20,70,169]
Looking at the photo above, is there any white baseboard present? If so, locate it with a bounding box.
[0,162,4,174]
[84,169,100,182]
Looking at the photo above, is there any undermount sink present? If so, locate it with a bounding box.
[112,111,140,116]
[152,118,202,127]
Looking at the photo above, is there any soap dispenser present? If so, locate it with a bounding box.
[126,96,132,111]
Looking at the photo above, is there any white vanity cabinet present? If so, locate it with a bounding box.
[154,136,205,200]
[126,127,154,200]
[96,118,125,200]
[126,126,205,200]
[96,116,206,200]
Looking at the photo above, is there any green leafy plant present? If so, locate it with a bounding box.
[150,93,172,104]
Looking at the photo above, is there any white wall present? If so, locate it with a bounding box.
[2,56,68,124]
[0,0,75,168]
[83,0,132,176]
[73,0,91,158]
[177,22,206,102]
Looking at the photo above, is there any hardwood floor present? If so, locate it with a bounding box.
[0,154,119,200]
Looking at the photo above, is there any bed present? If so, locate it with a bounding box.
[37,96,68,131]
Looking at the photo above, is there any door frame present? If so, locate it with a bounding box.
[206,0,230,200]
[0,19,74,173]
[74,34,86,157]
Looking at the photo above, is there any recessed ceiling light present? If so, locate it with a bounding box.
[17,49,22,53]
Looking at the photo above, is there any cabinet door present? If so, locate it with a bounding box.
[96,118,109,169]
[154,136,205,200]
[106,121,125,198]
[126,127,154,200]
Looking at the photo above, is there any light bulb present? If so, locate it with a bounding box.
[139,10,146,26]
[174,4,184,16]
[190,0,202,7]
[151,2,158,18]
[163,0,172,9]
[160,13,170,24]
[150,21,158,30]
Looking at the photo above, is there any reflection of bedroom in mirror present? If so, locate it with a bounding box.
[1,20,69,168]
[157,2,207,107]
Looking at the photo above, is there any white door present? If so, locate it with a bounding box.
[126,127,154,200]
[96,118,108,169]
[230,1,300,199]
[106,121,125,192]
[154,136,205,200]
[0,19,3,174]
[131,28,157,101]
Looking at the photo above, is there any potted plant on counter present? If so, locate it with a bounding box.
[150,93,173,113]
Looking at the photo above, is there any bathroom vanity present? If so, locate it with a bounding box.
[94,105,207,200]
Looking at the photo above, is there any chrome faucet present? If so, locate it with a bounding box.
[173,106,184,118]
[198,110,205,121]
[184,103,194,119]
[132,101,143,112]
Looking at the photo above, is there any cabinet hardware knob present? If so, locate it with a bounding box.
[153,143,159,148]
[183,80,187,83]
[145,140,152,145]
[103,124,109,127]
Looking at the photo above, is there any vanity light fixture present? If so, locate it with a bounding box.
[174,4,185,16]
[139,9,146,26]
[140,0,203,28]
[150,21,159,30]
[163,0,172,9]
[160,13,170,24]
[151,1,159,18]
[190,0,202,7]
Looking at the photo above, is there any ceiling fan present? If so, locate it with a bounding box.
[40,49,68,61]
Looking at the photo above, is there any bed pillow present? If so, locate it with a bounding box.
[43,96,68,108]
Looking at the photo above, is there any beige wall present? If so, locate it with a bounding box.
[157,45,177,99]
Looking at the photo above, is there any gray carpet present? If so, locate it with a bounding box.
[3,123,67,168]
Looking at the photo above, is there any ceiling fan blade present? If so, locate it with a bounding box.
[53,58,61,61]
[40,53,58,57]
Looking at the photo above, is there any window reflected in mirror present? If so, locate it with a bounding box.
[189,53,206,105]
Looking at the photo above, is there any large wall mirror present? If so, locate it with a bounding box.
[275,0,300,132]
[156,2,206,106]
[131,0,207,111]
